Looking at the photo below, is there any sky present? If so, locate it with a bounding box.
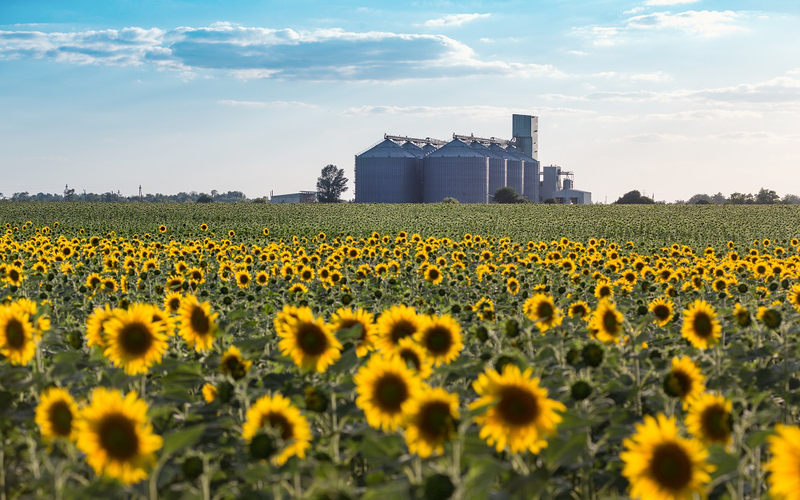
[1,0,799,203]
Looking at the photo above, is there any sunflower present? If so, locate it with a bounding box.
[681,299,721,350]
[277,307,341,373]
[35,387,80,442]
[354,354,422,432]
[242,393,311,466]
[788,284,800,312]
[200,223,208,232]
[469,364,565,454]
[522,293,563,333]
[757,306,782,329]
[621,414,713,500]
[76,388,163,484]
[178,295,218,352]
[85,272,103,292]
[330,307,376,357]
[4,265,24,286]
[568,301,591,320]
[766,424,800,499]
[473,297,496,321]
[233,269,251,289]
[594,281,613,300]
[414,314,463,366]
[685,393,732,446]
[220,345,252,380]
[733,303,751,327]
[664,357,705,409]
[288,282,308,294]
[404,387,459,458]
[201,383,217,403]
[103,304,169,375]
[0,305,37,365]
[158,225,167,233]
[589,299,624,344]
[375,305,422,354]
[423,265,444,285]
[163,291,183,314]
[262,227,269,236]
[506,277,520,295]
[389,337,433,379]
[255,270,269,285]
[649,297,675,327]
[85,304,115,349]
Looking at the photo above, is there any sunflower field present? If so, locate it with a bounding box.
[2,202,800,500]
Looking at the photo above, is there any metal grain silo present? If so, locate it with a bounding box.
[470,141,507,202]
[424,139,489,204]
[402,142,425,191]
[489,144,523,197]
[508,145,540,203]
[421,143,438,155]
[355,139,421,203]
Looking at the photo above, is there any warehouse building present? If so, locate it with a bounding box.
[354,114,591,204]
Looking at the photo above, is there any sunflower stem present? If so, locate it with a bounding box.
[450,435,461,487]
[140,374,147,397]
[412,456,423,484]
[293,470,302,498]
[201,456,211,500]
[331,392,340,463]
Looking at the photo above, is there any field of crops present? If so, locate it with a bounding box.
[2,202,800,500]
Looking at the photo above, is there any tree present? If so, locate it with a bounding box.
[781,193,800,205]
[196,193,214,203]
[614,190,654,204]
[728,192,753,205]
[687,193,712,205]
[756,188,779,205]
[493,186,525,204]
[317,164,348,203]
[442,197,460,204]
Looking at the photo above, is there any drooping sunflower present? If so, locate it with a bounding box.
[469,364,566,454]
[103,304,169,375]
[277,307,341,373]
[733,302,752,327]
[354,354,422,432]
[685,393,732,446]
[681,299,721,349]
[330,307,376,357]
[76,388,163,484]
[649,297,675,327]
[522,293,563,333]
[766,424,800,500]
[757,306,782,329]
[664,357,706,409]
[219,345,252,380]
[414,314,463,366]
[242,393,312,466]
[178,295,218,352]
[389,337,433,379]
[0,305,37,365]
[621,414,713,500]
[375,305,422,354]
[589,299,624,344]
[35,387,80,443]
[403,387,459,458]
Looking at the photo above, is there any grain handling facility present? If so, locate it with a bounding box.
[354,114,591,204]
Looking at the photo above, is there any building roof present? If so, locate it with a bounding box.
[470,141,507,160]
[358,138,417,158]
[427,138,487,158]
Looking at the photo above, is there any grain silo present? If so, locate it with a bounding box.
[470,141,507,201]
[507,145,540,203]
[489,144,523,197]
[355,139,421,203]
[424,139,489,203]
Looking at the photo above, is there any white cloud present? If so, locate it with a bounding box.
[567,50,589,56]
[611,133,688,143]
[623,7,646,15]
[344,104,593,119]
[420,13,491,28]
[630,71,673,82]
[627,10,747,37]
[593,109,763,122]
[645,0,701,5]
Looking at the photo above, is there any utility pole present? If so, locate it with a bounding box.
[139,185,143,202]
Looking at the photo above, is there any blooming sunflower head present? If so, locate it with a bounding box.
[414,314,463,366]
[220,345,252,380]
[621,414,713,500]
[390,337,434,379]
[686,393,733,446]
[0,305,37,366]
[35,387,80,443]
[403,387,460,458]
[330,307,376,357]
[766,424,800,499]
[649,297,674,327]
[468,364,566,454]
[178,295,218,352]
[276,307,341,373]
[354,354,422,432]
[568,301,590,320]
[664,357,706,409]
[522,293,563,334]
[589,299,624,344]
[75,388,163,484]
[103,303,169,375]
[375,305,421,354]
[242,393,311,466]
[681,299,721,349]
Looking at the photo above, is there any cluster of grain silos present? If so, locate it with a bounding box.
[354,113,588,204]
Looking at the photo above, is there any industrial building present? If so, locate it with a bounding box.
[269,191,317,203]
[354,114,591,204]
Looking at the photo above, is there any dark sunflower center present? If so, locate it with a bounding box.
[239,274,249,284]
[190,307,210,335]
[650,442,693,491]
[572,305,586,317]
[536,302,554,320]
[99,414,140,461]
[105,280,115,290]
[5,318,26,349]
[667,370,692,398]
[598,286,611,298]
[653,305,670,321]
[424,326,453,355]
[168,298,181,311]
[191,271,202,281]
[417,401,454,441]
[602,310,619,333]
[9,269,20,281]
[692,313,712,338]
[90,277,101,286]
[497,386,540,426]
[48,401,73,436]
[264,412,293,441]
[700,405,731,441]
[374,374,409,412]
[400,349,422,371]
[119,322,153,356]
[428,269,440,280]
[390,320,417,344]
[297,323,328,356]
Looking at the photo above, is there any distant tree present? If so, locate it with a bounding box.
[688,193,712,205]
[251,197,268,204]
[781,193,800,205]
[11,192,30,202]
[756,188,780,205]
[728,192,753,205]
[711,192,727,205]
[196,193,214,203]
[317,164,349,203]
[493,186,525,204]
[543,198,557,204]
[442,197,460,204]
[614,190,654,204]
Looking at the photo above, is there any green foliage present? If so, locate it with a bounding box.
[492,187,525,204]
[317,164,349,203]
[614,190,655,204]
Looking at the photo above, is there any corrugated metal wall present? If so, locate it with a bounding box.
[471,142,507,201]
[355,139,421,203]
[423,156,489,203]
[523,160,540,202]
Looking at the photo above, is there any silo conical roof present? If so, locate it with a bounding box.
[488,143,515,159]
[421,143,438,155]
[470,141,506,159]
[506,145,538,163]
[427,138,486,158]
[358,139,417,158]
[402,141,425,157]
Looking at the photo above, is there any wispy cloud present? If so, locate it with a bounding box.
[630,71,673,82]
[420,13,491,28]
[645,0,701,5]
[344,104,592,119]
[0,24,564,81]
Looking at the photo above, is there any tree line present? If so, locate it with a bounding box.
[614,188,800,205]
[0,190,250,203]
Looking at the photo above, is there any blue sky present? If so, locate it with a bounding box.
[2,0,799,202]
